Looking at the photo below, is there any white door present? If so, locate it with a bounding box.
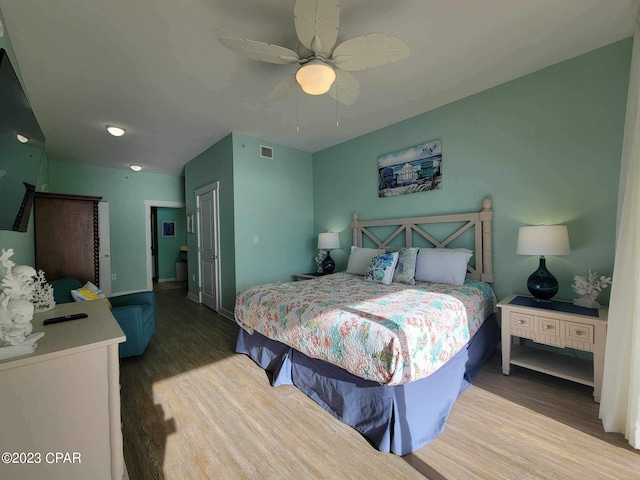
[197,183,220,311]
[98,202,112,296]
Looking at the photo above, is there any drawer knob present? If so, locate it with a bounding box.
[544,325,553,330]
[575,330,584,336]
[517,320,524,325]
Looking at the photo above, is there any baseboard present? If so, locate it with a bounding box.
[186,292,199,303]
[158,277,176,283]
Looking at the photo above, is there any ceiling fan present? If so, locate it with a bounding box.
[219,0,410,105]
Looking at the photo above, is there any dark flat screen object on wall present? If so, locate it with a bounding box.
[0,48,45,231]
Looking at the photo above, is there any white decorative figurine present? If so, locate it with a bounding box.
[571,270,612,309]
[0,249,45,360]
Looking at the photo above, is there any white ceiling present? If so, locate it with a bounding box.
[1,0,636,176]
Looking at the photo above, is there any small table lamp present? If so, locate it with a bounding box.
[318,232,340,274]
[517,225,570,300]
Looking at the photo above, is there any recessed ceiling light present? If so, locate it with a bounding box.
[16,134,29,143]
[130,165,142,172]
[106,124,126,137]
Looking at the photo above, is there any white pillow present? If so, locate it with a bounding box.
[415,248,473,286]
[346,246,385,275]
[364,252,399,285]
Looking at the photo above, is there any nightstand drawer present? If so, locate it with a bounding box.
[566,322,594,344]
[535,316,562,346]
[510,313,534,331]
[537,317,560,335]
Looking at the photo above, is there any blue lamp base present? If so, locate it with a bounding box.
[527,256,558,300]
[321,251,335,274]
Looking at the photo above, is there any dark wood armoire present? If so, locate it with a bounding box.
[34,192,103,285]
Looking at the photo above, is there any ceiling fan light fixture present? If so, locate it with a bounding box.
[106,124,126,137]
[296,61,336,95]
[219,0,409,105]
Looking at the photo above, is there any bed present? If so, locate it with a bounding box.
[234,199,498,455]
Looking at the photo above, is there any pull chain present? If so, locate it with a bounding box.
[296,87,300,132]
[335,82,339,127]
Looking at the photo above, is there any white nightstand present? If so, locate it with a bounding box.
[497,294,608,403]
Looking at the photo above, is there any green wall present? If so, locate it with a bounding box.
[0,4,48,266]
[184,134,235,311]
[48,161,184,294]
[184,132,314,312]
[313,39,632,304]
[232,133,314,291]
[157,207,186,280]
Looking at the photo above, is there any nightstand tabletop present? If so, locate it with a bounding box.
[294,272,329,281]
[497,294,607,322]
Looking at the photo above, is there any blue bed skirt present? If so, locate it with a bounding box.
[236,314,499,455]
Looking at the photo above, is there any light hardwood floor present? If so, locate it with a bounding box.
[120,288,640,480]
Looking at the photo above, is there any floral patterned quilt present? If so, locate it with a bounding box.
[235,273,496,386]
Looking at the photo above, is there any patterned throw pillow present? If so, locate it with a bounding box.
[365,252,399,285]
[386,247,418,285]
[71,281,112,309]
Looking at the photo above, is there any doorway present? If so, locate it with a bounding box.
[150,206,159,283]
[195,182,221,312]
[98,202,112,296]
[144,200,186,291]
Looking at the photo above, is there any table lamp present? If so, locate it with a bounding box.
[516,225,570,300]
[318,232,340,274]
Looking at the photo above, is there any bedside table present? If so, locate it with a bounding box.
[497,294,608,402]
[294,272,329,281]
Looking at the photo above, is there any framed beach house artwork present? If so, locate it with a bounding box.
[378,140,442,197]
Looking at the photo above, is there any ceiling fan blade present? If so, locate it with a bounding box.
[267,74,298,102]
[219,37,299,65]
[328,69,359,105]
[294,0,339,55]
[331,34,410,71]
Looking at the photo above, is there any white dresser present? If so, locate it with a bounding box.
[0,300,125,480]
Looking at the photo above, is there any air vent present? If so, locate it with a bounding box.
[260,145,274,159]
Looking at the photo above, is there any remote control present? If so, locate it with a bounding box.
[43,313,88,325]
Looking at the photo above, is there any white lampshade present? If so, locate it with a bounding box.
[517,225,570,256]
[296,61,336,95]
[318,232,340,250]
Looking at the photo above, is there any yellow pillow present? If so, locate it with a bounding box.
[71,285,112,309]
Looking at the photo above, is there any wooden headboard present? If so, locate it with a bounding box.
[351,198,494,283]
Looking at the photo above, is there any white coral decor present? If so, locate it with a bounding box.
[0,248,45,359]
[32,270,55,312]
[314,250,327,273]
[571,270,612,309]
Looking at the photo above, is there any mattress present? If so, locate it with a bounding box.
[235,273,495,385]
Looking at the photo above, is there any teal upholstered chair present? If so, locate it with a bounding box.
[49,278,156,358]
